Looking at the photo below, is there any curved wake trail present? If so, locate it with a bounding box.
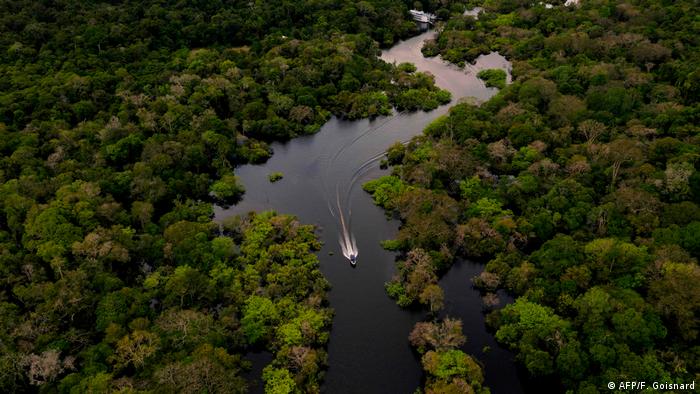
[323,113,406,264]
[338,139,414,262]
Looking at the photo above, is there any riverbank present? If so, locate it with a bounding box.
[216,30,518,393]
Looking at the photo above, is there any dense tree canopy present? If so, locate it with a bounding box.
[1,208,331,392]
[3,0,699,392]
[0,0,468,391]
[367,0,700,392]
[409,318,488,394]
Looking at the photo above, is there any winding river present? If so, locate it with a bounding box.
[215,30,523,394]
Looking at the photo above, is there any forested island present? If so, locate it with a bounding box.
[1,0,698,393]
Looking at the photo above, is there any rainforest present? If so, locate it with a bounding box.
[0,0,698,393]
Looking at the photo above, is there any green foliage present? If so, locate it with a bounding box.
[467,197,512,220]
[409,319,487,393]
[0,0,442,387]
[583,238,649,287]
[477,69,507,89]
[371,1,700,390]
[426,349,476,379]
[210,175,245,204]
[386,141,407,165]
[398,62,417,73]
[363,175,410,210]
[650,262,700,341]
[263,367,297,394]
[385,249,441,308]
[95,288,147,332]
[496,299,571,376]
[393,88,452,111]
[242,296,279,344]
[3,0,700,392]
[268,172,284,183]
[421,349,487,393]
[2,188,327,394]
[459,176,496,201]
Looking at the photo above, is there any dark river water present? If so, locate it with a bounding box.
[216,31,523,394]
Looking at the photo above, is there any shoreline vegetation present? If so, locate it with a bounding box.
[477,69,507,89]
[1,0,697,393]
[366,0,700,392]
[0,0,467,392]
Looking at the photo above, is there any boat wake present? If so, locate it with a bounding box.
[338,212,358,264]
[323,115,404,265]
[323,113,413,266]
[333,181,359,265]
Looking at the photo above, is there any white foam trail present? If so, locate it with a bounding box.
[336,183,358,261]
[324,112,409,264]
[338,229,358,260]
[338,138,415,262]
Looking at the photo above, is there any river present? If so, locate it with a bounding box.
[215,30,523,394]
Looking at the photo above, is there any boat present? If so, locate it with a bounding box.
[349,254,357,265]
[409,9,436,30]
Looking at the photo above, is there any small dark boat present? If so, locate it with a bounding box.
[349,254,357,265]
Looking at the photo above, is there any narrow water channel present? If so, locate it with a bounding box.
[215,30,522,394]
